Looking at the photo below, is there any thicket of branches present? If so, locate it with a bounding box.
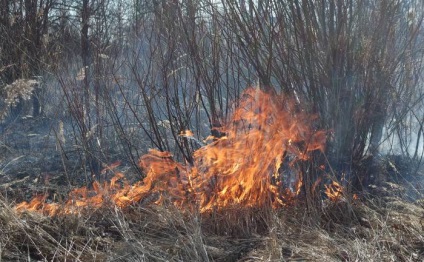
[1,0,424,194]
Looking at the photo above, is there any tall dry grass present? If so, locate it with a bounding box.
[2,192,423,261]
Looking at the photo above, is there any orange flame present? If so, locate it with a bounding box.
[179,130,194,138]
[15,88,327,216]
[324,181,344,202]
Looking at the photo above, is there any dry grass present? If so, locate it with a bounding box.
[1,192,423,261]
[0,197,111,261]
[0,79,39,119]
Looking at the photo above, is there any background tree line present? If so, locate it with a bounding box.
[1,0,424,196]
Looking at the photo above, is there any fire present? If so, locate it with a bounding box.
[179,129,194,138]
[324,181,344,202]
[15,87,328,216]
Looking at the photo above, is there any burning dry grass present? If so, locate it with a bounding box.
[1,193,423,261]
[14,87,327,216]
[0,196,111,261]
[2,87,423,260]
